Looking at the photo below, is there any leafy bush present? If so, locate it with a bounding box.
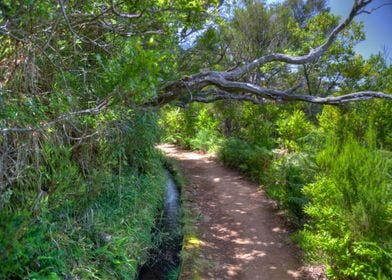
[299,135,392,279]
[276,109,315,151]
[234,103,278,149]
[0,109,167,279]
[188,107,223,152]
[159,107,194,147]
[263,117,322,225]
[189,128,223,153]
[160,104,223,152]
[218,137,272,181]
[265,151,316,225]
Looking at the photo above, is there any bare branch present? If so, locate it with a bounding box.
[224,0,374,80]
[0,23,26,42]
[0,100,108,134]
[358,2,392,14]
[200,76,392,104]
[189,89,267,105]
[110,0,143,19]
[172,81,391,105]
[62,124,100,147]
[144,0,392,107]
[147,67,391,106]
[58,0,110,52]
[99,20,164,36]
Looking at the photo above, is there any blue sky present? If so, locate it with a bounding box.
[329,0,392,59]
[266,0,392,60]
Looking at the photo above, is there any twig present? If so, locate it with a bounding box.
[110,0,143,19]
[0,24,26,42]
[358,2,392,14]
[58,0,110,53]
[0,102,107,134]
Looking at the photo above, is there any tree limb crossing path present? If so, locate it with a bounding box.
[159,144,316,280]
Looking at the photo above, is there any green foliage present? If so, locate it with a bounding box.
[160,104,223,152]
[0,167,166,279]
[299,135,392,279]
[0,109,167,279]
[188,107,222,152]
[318,99,392,150]
[234,103,278,149]
[157,2,392,279]
[218,138,272,181]
[0,0,213,275]
[265,151,316,224]
[160,106,197,148]
[2,0,392,278]
[189,129,223,153]
[1,29,170,278]
[276,110,315,151]
[261,109,321,225]
[0,211,66,278]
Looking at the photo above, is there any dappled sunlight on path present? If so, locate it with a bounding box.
[158,144,305,280]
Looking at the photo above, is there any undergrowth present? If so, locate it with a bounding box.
[218,137,272,181]
[0,160,166,279]
[160,102,392,279]
[298,135,392,279]
[0,112,167,279]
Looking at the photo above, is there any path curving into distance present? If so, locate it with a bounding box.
[159,144,307,280]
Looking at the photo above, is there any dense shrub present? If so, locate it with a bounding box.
[160,105,223,152]
[264,113,322,225]
[159,107,196,148]
[265,151,316,225]
[0,110,167,279]
[218,137,272,181]
[234,103,279,149]
[189,128,223,152]
[161,100,392,280]
[0,167,165,279]
[189,107,223,152]
[299,135,392,279]
[276,110,315,151]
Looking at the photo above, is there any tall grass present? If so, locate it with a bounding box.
[0,111,167,279]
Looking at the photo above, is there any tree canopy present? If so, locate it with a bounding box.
[1,0,391,133]
[1,1,392,279]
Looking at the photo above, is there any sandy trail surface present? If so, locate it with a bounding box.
[159,144,306,280]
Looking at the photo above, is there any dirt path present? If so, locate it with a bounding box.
[159,144,306,280]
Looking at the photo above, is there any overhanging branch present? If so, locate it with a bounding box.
[0,99,108,134]
[110,0,143,19]
[188,89,267,105]
[147,0,392,107]
[223,0,371,80]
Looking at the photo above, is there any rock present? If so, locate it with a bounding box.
[99,232,113,243]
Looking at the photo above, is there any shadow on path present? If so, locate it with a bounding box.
[159,144,306,280]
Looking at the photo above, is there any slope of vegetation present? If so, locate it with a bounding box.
[1,0,392,279]
[0,0,218,278]
[159,1,392,278]
[0,98,168,278]
[161,73,392,280]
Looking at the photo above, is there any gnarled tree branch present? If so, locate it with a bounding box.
[110,0,143,19]
[0,99,108,134]
[224,0,371,80]
[148,0,392,107]
[186,89,267,105]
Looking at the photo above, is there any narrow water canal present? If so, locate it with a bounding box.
[138,170,182,280]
